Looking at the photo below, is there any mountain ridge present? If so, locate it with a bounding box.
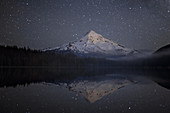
[45,30,137,58]
[155,44,170,54]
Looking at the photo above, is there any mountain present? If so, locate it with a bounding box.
[45,30,137,58]
[155,44,170,54]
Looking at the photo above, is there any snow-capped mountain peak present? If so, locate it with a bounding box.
[82,30,119,47]
[45,30,137,57]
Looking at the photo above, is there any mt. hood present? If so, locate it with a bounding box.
[45,30,137,58]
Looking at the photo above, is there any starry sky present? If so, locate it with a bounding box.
[0,0,170,50]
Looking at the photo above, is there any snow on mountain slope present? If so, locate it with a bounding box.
[45,30,137,57]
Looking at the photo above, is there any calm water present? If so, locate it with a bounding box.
[0,69,170,113]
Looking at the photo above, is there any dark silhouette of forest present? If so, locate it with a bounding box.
[0,45,170,88]
[0,45,114,67]
[0,45,114,87]
[0,45,170,68]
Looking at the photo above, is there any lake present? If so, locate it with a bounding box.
[0,68,170,113]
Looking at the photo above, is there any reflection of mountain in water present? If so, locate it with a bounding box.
[67,76,135,103]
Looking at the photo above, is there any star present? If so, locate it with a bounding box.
[0,0,169,50]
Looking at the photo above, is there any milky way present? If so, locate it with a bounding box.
[0,0,169,50]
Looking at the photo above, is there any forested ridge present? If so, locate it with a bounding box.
[0,45,170,68]
[0,45,113,68]
[0,45,170,87]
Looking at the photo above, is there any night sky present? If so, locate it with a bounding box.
[0,0,170,50]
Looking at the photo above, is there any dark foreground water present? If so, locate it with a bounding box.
[0,68,170,113]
